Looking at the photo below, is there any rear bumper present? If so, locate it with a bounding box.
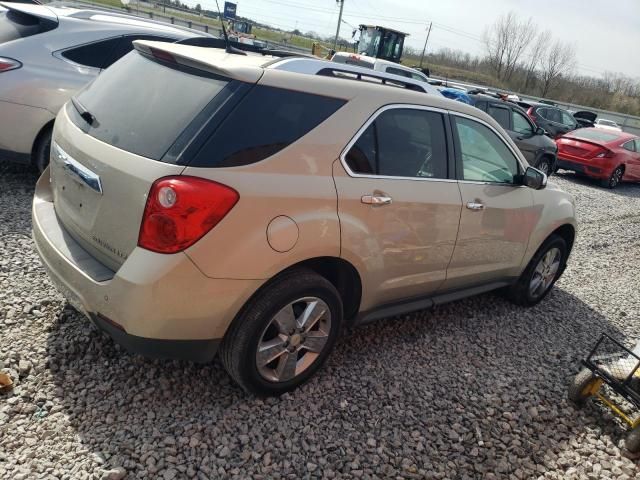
[32,169,263,361]
[556,153,612,179]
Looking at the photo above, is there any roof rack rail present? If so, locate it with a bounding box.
[316,67,427,92]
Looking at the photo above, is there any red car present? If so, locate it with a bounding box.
[556,128,640,188]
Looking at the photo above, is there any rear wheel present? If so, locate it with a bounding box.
[625,425,640,454]
[220,269,342,396]
[506,234,567,306]
[33,127,52,174]
[601,166,623,189]
[568,368,599,406]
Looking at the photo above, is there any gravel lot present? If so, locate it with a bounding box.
[1,162,640,479]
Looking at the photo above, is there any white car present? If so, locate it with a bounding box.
[594,118,623,131]
[331,51,429,83]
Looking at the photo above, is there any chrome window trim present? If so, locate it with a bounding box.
[338,103,456,183]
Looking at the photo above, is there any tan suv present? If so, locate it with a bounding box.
[32,41,577,395]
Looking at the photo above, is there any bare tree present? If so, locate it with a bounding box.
[483,11,536,81]
[522,30,550,91]
[539,40,576,96]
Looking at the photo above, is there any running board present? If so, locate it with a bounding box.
[354,280,512,326]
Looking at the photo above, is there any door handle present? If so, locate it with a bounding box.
[466,201,485,211]
[361,194,392,206]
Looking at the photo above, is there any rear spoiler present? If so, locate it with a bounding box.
[0,1,58,25]
[133,40,265,83]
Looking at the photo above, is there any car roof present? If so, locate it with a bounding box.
[0,2,208,38]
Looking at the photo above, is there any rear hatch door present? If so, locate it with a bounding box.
[52,45,240,271]
[557,129,621,158]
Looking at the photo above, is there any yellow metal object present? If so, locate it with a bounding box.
[583,378,603,396]
[594,392,640,427]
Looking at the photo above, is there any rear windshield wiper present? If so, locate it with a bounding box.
[71,98,97,126]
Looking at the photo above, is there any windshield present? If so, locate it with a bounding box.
[571,129,621,143]
[69,52,229,160]
[358,27,381,57]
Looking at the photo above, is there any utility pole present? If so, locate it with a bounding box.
[419,22,432,68]
[333,0,345,52]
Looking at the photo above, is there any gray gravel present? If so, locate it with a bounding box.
[1,162,640,479]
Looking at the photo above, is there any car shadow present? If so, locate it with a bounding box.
[45,285,638,477]
[555,170,640,198]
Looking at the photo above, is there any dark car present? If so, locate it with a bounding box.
[515,101,595,139]
[470,94,558,175]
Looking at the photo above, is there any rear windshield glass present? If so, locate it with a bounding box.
[69,52,228,160]
[571,129,621,143]
[0,9,57,43]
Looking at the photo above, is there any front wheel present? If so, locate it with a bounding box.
[506,234,567,306]
[625,425,640,454]
[219,269,343,396]
[600,166,624,189]
[568,368,599,406]
[536,157,552,176]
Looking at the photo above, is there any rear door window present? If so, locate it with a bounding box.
[487,105,510,130]
[61,37,121,69]
[561,111,577,128]
[0,8,56,44]
[345,108,449,179]
[69,51,230,160]
[190,85,346,167]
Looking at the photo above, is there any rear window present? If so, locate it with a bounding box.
[190,85,346,167]
[69,52,229,160]
[571,129,622,143]
[0,9,56,43]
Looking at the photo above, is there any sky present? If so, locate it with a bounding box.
[193,0,640,79]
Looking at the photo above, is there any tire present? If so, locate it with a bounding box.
[625,425,640,453]
[506,234,567,306]
[568,368,598,406]
[536,157,552,176]
[600,166,624,189]
[33,127,52,174]
[219,268,343,396]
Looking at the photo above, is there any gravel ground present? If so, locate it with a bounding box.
[1,162,640,479]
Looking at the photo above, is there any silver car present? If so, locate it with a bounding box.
[0,1,209,171]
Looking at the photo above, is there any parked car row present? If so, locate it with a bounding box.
[0,1,210,171]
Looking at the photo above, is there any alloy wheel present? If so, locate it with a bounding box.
[538,160,550,175]
[529,247,561,299]
[610,167,623,188]
[256,297,332,383]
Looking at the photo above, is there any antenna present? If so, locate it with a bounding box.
[214,0,235,54]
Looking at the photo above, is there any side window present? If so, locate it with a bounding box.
[561,111,577,127]
[453,116,520,184]
[191,85,346,167]
[474,101,487,112]
[487,105,510,130]
[548,108,562,124]
[345,108,448,179]
[635,139,640,152]
[623,140,636,152]
[512,110,534,135]
[106,35,173,68]
[61,37,122,69]
[385,66,411,78]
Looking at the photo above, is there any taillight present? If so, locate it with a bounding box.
[527,107,536,123]
[0,57,21,72]
[138,176,239,254]
[595,149,614,159]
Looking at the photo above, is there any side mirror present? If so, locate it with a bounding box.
[535,126,545,135]
[523,166,547,190]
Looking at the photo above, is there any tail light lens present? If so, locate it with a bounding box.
[0,57,21,72]
[138,176,239,254]
[595,149,614,159]
[526,107,536,123]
